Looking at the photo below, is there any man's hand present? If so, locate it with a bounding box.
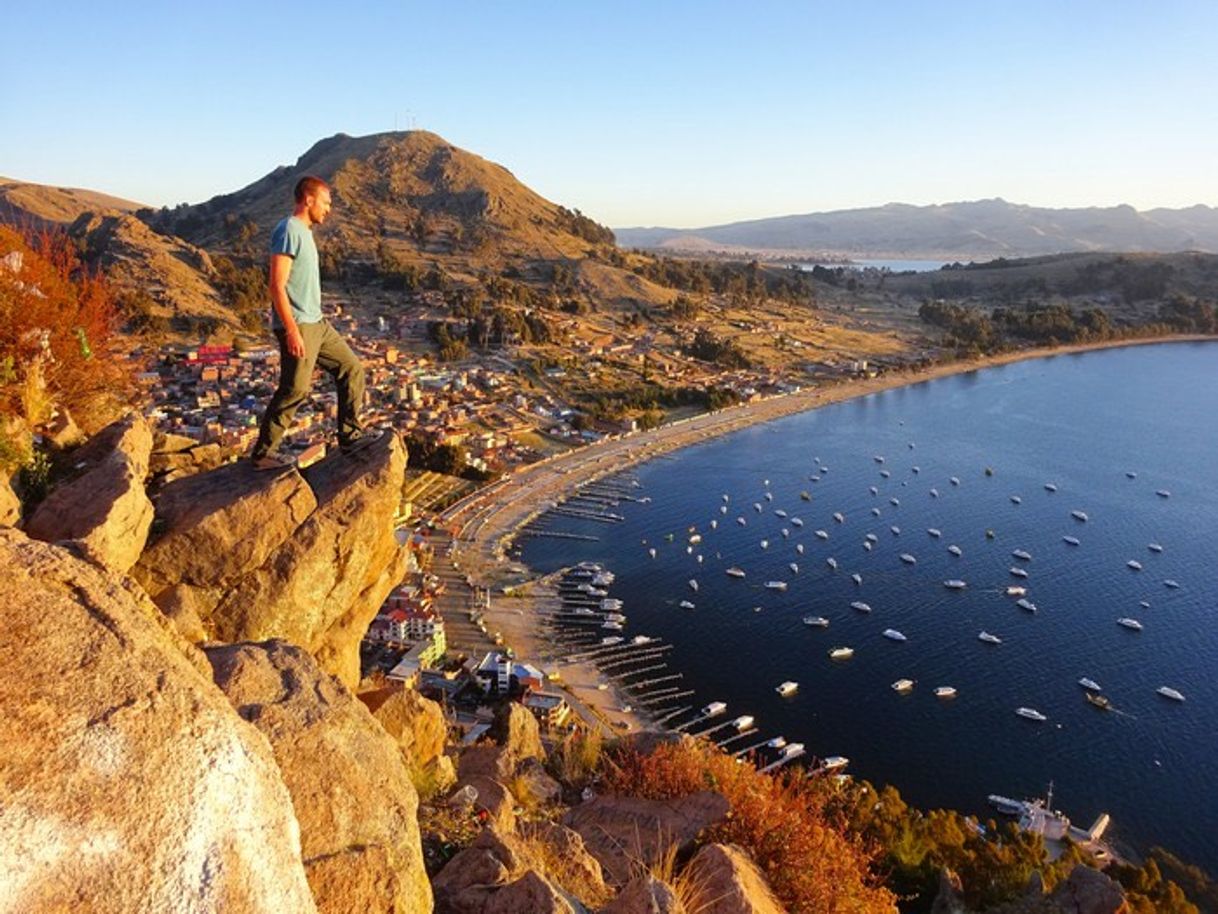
[284,325,306,358]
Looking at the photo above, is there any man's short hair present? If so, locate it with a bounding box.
[294,175,330,204]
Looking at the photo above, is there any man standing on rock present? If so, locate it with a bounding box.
[251,175,377,469]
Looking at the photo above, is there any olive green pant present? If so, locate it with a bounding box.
[253,320,365,457]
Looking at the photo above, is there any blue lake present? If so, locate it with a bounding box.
[520,341,1218,871]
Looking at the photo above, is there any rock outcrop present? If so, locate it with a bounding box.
[931,863,1129,914]
[149,431,232,485]
[205,639,431,914]
[361,685,457,795]
[135,431,408,687]
[562,792,731,886]
[0,528,317,913]
[685,843,785,914]
[0,471,19,526]
[601,874,685,914]
[26,412,154,573]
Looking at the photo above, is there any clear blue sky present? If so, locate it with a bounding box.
[3,1,1216,228]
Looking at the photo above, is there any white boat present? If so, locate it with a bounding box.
[1071,510,1089,522]
[648,547,657,558]
[948,544,962,556]
[874,455,885,463]
[791,517,804,527]
[1126,471,1137,479]
[880,469,891,478]
[930,487,940,497]
[722,494,730,502]
[934,686,957,698]
[781,528,790,538]
[1139,600,1151,608]
[1010,495,1022,504]
[1164,579,1180,589]
[765,580,788,591]
[800,491,811,500]
[1062,536,1080,546]
[602,621,623,630]
[679,600,695,610]
[810,475,821,483]
[802,615,829,627]
[1127,560,1143,571]
[732,715,755,730]
[754,503,763,512]
[944,579,967,590]
[978,631,1002,644]
[1009,567,1029,579]
[924,528,940,539]
[900,553,917,565]
[833,512,845,523]
[890,497,901,506]
[1006,585,1026,596]
[826,557,838,570]
[819,755,850,771]
[865,533,879,543]
[775,681,799,697]
[1016,707,1048,722]
[781,742,805,758]
[775,509,788,518]
[883,628,907,642]
[891,525,901,535]
[1156,686,1186,702]
[1117,617,1143,631]
[1016,598,1038,613]
[737,517,747,526]
[1012,549,1032,561]
[1044,483,1058,492]
[689,534,702,544]
[604,612,627,623]
[764,493,774,502]
[850,601,872,613]
[863,541,874,551]
[632,635,653,645]
[869,486,878,495]
[1148,543,1163,553]
[815,529,829,540]
[891,678,915,692]
[701,701,727,717]
[600,636,624,645]
[760,539,769,550]
[789,562,800,574]
[950,476,961,486]
[1156,490,1171,498]
[851,573,862,586]
[912,466,920,473]
[725,566,746,579]
[829,647,854,660]
[720,505,728,514]
[689,579,699,592]
[767,736,787,749]
[710,520,718,529]
[1078,677,1101,691]
[796,544,805,554]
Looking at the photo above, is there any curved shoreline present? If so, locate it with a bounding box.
[438,334,1214,734]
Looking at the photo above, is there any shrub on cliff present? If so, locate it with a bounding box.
[604,737,896,913]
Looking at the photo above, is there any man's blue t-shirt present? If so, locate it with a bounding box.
[269,216,322,328]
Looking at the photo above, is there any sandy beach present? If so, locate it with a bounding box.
[437,335,1214,735]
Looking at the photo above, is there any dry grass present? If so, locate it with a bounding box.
[512,824,615,910]
[546,726,603,789]
[644,841,725,914]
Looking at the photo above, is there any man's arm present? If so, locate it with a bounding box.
[269,253,306,357]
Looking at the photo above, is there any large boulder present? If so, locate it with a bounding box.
[0,471,19,526]
[563,792,731,887]
[601,875,685,914]
[361,685,456,795]
[135,431,409,687]
[205,639,431,914]
[0,528,316,913]
[489,702,545,764]
[1044,865,1127,914]
[684,844,785,914]
[483,870,576,914]
[26,412,154,573]
[433,828,521,914]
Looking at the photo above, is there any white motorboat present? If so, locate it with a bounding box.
[883,628,907,642]
[1010,495,1022,505]
[800,491,811,500]
[781,528,790,538]
[912,465,920,473]
[829,647,854,660]
[1140,600,1151,608]
[722,494,730,502]
[1148,543,1163,553]
[1016,598,1038,613]
[943,579,967,590]
[737,517,747,526]
[781,742,805,758]
[833,512,845,523]
[789,562,800,574]
[869,486,878,495]
[819,755,850,771]
[1127,560,1143,571]
[765,492,774,501]
[1071,510,1089,522]
[930,487,939,497]
[1126,471,1137,479]
[978,631,1002,644]
[791,517,804,527]
[1062,536,1080,546]
[934,686,957,698]
[1156,490,1171,498]
[891,525,901,535]
[851,573,862,586]
[863,541,874,551]
[928,528,941,538]
[726,566,746,579]
[602,621,623,630]
[689,579,699,592]
[720,505,728,514]
[775,681,799,697]
[950,476,961,486]
[900,553,917,565]
[1009,567,1029,579]
[701,701,727,717]
[802,615,829,627]
[1044,483,1058,492]
[948,544,963,556]
[1012,549,1032,561]
[732,715,755,730]
[880,469,891,478]
[775,509,788,518]
[754,503,763,513]
[890,497,901,506]
[1117,617,1143,631]
[816,529,829,540]
[648,547,657,558]
[678,600,695,610]
[767,736,787,749]
[1156,686,1186,702]
[600,636,624,645]
[1016,707,1047,722]
[689,533,702,544]
[891,678,915,692]
[826,557,838,570]
[765,581,788,592]
[1006,585,1026,596]
[865,533,879,543]
[1078,678,1101,691]
[796,543,805,554]
[1164,579,1180,589]
[874,455,885,463]
[710,520,718,529]
[850,601,872,613]
[760,539,769,550]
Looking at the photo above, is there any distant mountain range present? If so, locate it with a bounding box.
[615,199,1218,259]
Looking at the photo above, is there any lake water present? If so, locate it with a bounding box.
[520,341,1218,872]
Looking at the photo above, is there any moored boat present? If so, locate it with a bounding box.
[900,553,917,565]
[883,628,907,642]
[1078,677,1101,691]
[978,631,1002,644]
[802,615,829,627]
[765,580,788,591]
[948,544,963,556]
[1156,686,1185,702]
[1071,510,1089,522]
[1062,535,1080,546]
[1016,598,1038,613]
[1010,567,1029,579]
[850,601,872,613]
[1015,707,1048,721]
[775,681,799,697]
[934,686,957,698]
[829,646,854,660]
[891,678,915,692]
[1086,692,1112,710]
[944,579,967,590]
[1117,617,1143,631]
[726,566,746,578]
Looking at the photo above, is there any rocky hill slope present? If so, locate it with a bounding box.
[617,198,1218,259]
